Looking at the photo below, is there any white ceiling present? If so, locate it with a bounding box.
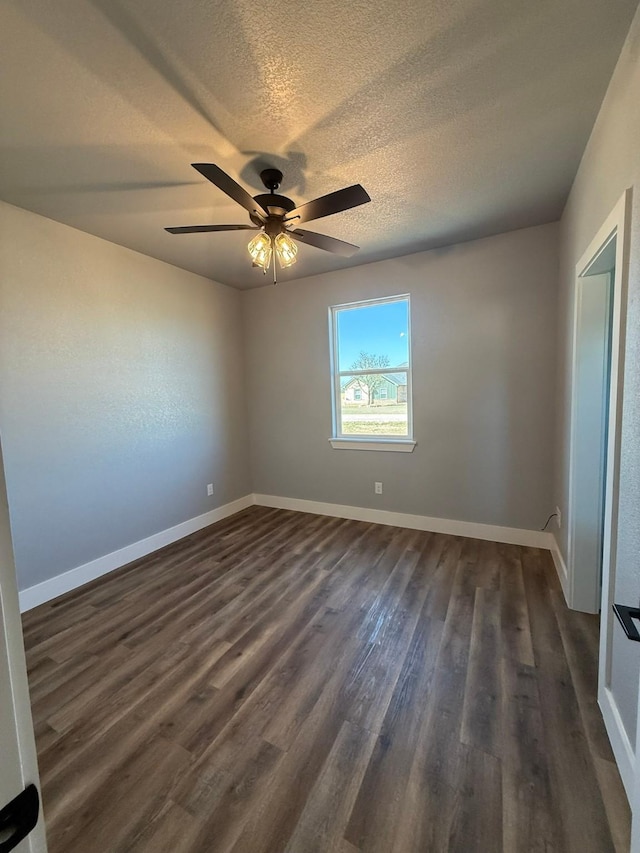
[1,0,638,289]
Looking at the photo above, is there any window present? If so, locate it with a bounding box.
[329,295,415,451]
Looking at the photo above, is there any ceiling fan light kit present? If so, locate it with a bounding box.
[165,163,371,285]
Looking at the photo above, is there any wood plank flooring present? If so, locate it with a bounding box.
[22,506,630,852]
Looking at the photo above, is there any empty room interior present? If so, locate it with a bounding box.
[3,0,640,851]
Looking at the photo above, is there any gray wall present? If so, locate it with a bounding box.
[555,4,640,748]
[0,204,559,594]
[243,223,559,531]
[0,201,251,590]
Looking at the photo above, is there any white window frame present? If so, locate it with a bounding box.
[328,294,416,452]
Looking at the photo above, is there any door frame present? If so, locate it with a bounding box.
[0,435,47,853]
[567,188,632,793]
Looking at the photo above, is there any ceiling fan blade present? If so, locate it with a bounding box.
[285,184,370,225]
[291,228,360,257]
[192,163,268,219]
[165,224,259,234]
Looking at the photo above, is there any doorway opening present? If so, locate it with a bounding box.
[567,189,632,795]
[569,236,615,614]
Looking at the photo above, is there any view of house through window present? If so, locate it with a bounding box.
[330,295,412,439]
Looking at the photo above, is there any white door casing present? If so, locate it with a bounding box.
[0,435,46,853]
[568,190,634,799]
[633,680,640,853]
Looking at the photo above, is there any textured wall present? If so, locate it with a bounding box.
[243,223,559,531]
[0,201,251,590]
[555,5,640,747]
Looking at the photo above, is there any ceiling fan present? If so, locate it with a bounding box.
[165,164,371,283]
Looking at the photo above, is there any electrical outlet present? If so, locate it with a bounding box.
[207,483,214,496]
[555,506,561,529]
[375,482,383,495]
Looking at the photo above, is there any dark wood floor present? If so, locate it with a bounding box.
[22,506,629,853]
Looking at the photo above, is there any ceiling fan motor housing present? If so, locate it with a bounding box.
[250,167,297,229]
[250,193,296,230]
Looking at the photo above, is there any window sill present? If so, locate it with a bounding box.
[329,438,416,453]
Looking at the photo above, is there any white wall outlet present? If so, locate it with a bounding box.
[555,506,561,529]
[375,482,383,495]
[207,483,214,496]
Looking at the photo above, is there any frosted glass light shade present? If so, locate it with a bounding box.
[248,232,272,269]
[275,232,298,268]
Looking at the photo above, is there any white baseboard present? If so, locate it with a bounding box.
[550,534,570,605]
[19,494,254,612]
[253,494,554,550]
[599,685,636,802]
[19,493,554,612]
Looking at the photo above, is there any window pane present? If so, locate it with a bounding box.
[340,371,408,436]
[336,300,408,372]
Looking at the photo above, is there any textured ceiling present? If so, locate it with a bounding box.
[1,0,638,289]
